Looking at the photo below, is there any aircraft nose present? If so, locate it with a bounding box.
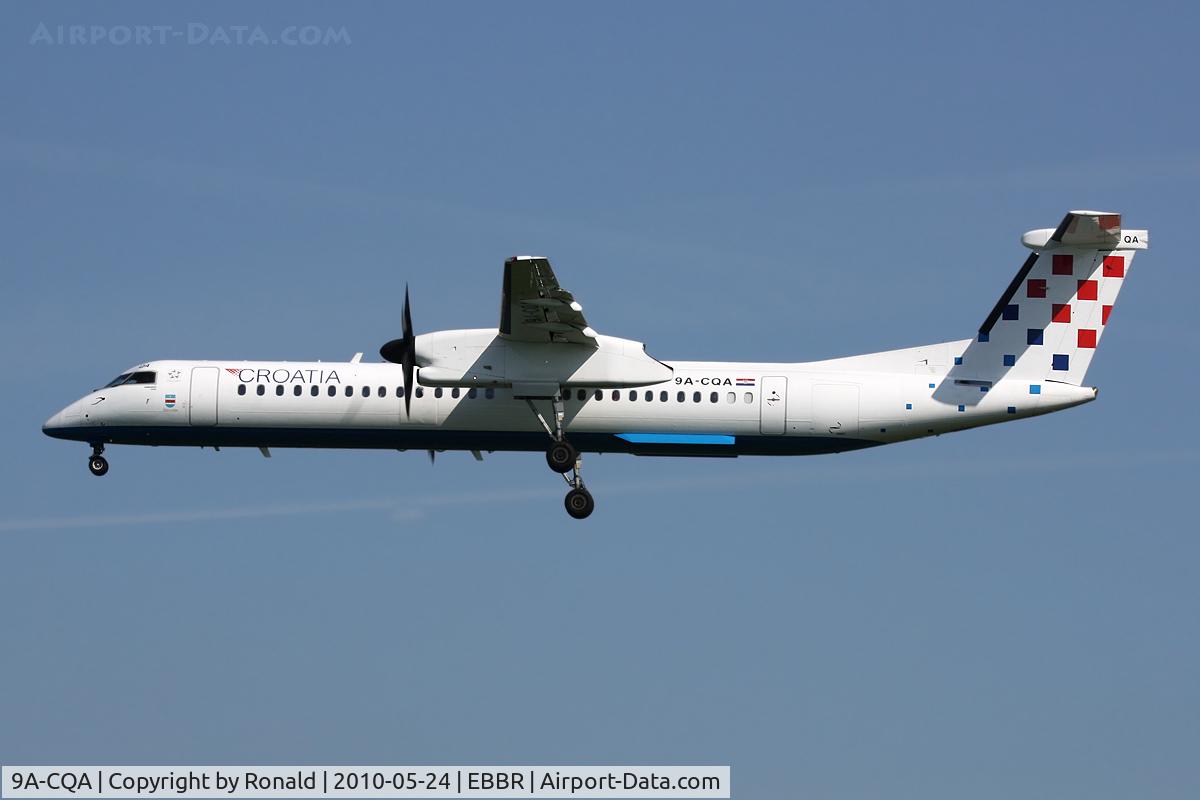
[42,401,82,439]
[42,409,66,437]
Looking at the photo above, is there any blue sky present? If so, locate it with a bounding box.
[2,2,1198,797]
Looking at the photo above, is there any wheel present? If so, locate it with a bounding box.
[564,487,594,519]
[545,441,577,473]
[88,455,109,476]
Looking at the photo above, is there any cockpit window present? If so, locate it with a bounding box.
[103,371,156,387]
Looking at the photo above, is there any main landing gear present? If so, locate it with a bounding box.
[88,444,108,477]
[546,440,576,473]
[564,485,594,519]
[526,392,594,519]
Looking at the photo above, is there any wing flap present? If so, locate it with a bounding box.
[501,256,597,346]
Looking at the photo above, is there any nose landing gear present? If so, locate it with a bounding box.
[88,444,108,477]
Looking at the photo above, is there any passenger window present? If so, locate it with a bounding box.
[611,390,619,401]
[345,386,353,397]
[275,385,284,396]
[659,391,667,402]
[416,387,424,398]
[710,391,718,403]
[378,386,386,398]
[677,391,685,402]
[468,388,477,399]
[485,388,494,399]
[294,385,302,396]
[644,391,653,401]
[397,386,405,398]
[577,389,586,401]
[726,392,735,403]
[451,388,460,398]
[435,388,443,398]
[361,386,370,398]
[311,385,319,396]
[629,390,637,401]
[693,391,701,403]
[594,389,602,401]
[328,385,336,397]
[256,385,265,396]
[744,392,753,404]
[237,384,246,396]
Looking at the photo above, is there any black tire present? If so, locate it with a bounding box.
[88,456,109,477]
[545,441,577,474]
[564,487,594,519]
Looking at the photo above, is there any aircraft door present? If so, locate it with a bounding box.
[759,376,788,435]
[189,367,219,426]
[812,384,859,436]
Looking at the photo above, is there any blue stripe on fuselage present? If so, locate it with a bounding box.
[617,433,736,445]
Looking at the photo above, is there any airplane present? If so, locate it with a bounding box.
[43,210,1147,519]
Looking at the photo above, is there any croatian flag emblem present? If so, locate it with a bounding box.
[736,377,756,387]
[164,393,177,408]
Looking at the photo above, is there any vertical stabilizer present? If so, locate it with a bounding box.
[976,211,1147,386]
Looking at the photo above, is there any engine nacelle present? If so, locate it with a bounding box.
[413,329,672,391]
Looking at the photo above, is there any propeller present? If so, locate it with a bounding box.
[379,284,417,416]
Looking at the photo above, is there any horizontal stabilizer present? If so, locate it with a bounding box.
[1022,210,1148,251]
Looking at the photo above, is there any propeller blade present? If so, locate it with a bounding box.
[379,284,417,417]
[402,284,414,344]
[402,285,415,417]
[427,449,436,464]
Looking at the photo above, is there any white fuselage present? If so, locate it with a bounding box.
[42,335,1096,458]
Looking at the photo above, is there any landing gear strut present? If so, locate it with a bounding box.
[88,444,108,477]
[526,392,594,519]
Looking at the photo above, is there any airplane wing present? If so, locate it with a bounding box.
[499,256,598,347]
